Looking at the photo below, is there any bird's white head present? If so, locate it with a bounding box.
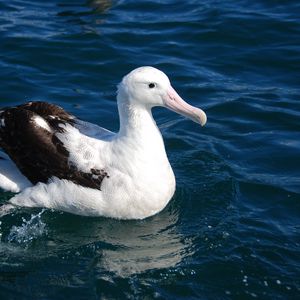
[117,66,207,126]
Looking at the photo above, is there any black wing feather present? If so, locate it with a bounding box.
[0,102,108,190]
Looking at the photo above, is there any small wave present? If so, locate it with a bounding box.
[7,209,47,245]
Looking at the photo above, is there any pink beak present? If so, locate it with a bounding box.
[163,86,207,126]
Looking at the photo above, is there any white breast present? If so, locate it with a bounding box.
[100,134,176,218]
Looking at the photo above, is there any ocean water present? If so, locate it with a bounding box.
[0,0,299,299]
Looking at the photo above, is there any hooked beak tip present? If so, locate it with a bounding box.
[198,109,207,126]
[164,86,207,127]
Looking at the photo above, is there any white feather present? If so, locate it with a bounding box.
[0,152,32,192]
[33,116,52,132]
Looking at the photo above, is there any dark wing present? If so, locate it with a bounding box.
[0,102,108,190]
[13,101,75,130]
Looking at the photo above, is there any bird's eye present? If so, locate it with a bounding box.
[148,83,155,88]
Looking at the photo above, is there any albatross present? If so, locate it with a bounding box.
[0,66,207,219]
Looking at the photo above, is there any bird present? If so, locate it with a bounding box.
[0,66,207,219]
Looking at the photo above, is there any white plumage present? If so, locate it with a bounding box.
[0,67,206,219]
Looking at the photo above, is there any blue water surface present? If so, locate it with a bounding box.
[0,0,300,299]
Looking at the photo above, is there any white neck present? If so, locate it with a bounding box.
[117,101,162,144]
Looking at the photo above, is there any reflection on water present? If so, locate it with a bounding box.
[57,0,112,16]
[61,201,193,277]
[98,209,193,277]
[56,0,113,33]
[87,0,112,13]
[0,200,193,278]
